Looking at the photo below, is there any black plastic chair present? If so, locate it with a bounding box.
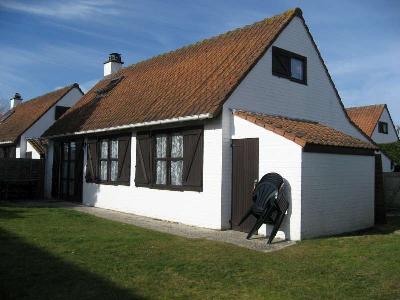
[266,184,289,244]
[258,173,284,192]
[238,173,289,243]
[238,180,278,239]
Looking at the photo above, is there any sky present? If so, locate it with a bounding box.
[0,0,399,125]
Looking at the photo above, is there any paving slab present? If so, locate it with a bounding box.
[3,200,296,252]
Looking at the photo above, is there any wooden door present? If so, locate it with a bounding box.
[231,138,259,233]
[59,141,84,202]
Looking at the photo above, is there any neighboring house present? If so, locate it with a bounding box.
[43,8,377,241]
[0,84,83,159]
[346,104,399,171]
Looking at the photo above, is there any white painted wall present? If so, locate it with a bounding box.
[104,62,122,76]
[77,118,225,229]
[231,116,303,240]
[26,141,41,159]
[371,107,399,144]
[381,153,393,173]
[223,16,368,142]
[301,153,375,239]
[19,87,82,158]
[220,15,374,239]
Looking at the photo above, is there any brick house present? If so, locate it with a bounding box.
[42,8,378,240]
[0,84,83,159]
[347,104,399,171]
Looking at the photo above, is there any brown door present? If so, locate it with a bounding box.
[59,140,84,202]
[231,138,259,233]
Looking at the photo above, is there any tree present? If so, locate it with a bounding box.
[396,124,400,136]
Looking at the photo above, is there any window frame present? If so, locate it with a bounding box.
[152,131,185,190]
[272,46,307,85]
[378,121,388,134]
[135,126,203,192]
[97,137,120,185]
[54,106,71,120]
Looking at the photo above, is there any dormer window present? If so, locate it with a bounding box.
[272,46,307,84]
[378,121,388,134]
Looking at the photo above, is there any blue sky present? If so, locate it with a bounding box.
[0,0,399,125]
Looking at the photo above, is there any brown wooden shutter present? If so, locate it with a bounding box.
[183,128,203,190]
[86,138,98,183]
[51,142,61,198]
[135,133,152,186]
[118,135,131,184]
[272,47,290,77]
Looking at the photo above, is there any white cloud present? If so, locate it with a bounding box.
[0,0,122,20]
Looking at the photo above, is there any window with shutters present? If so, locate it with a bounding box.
[272,46,307,84]
[153,133,184,187]
[378,121,388,134]
[135,127,203,191]
[86,134,131,185]
[55,106,70,120]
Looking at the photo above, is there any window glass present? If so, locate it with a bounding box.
[111,140,118,159]
[62,161,68,178]
[68,180,74,196]
[291,58,303,80]
[111,161,118,181]
[62,180,68,194]
[101,140,108,159]
[156,160,167,184]
[100,161,108,181]
[156,136,167,158]
[171,160,183,186]
[63,143,69,159]
[70,142,76,160]
[171,135,183,158]
[69,162,75,179]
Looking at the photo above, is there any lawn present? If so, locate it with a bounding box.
[0,204,399,300]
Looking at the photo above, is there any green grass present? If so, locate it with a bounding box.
[1,204,399,300]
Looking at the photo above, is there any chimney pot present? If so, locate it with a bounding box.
[10,93,23,109]
[104,53,123,76]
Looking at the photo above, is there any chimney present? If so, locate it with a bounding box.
[104,53,123,76]
[10,93,22,109]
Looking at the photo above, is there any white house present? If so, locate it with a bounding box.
[43,8,378,241]
[346,104,399,172]
[0,84,83,159]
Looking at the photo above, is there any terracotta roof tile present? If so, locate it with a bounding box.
[43,8,302,137]
[234,110,377,150]
[346,104,385,137]
[0,84,79,143]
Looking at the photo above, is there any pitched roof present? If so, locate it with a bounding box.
[43,8,302,137]
[0,84,80,144]
[345,104,386,137]
[234,110,376,153]
[27,138,46,156]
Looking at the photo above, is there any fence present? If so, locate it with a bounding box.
[0,158,45,200]
[383,172,400,209]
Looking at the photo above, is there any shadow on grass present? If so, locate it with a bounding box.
[0,207,27,220]
[0,228,144,300]
[342,215,400,238]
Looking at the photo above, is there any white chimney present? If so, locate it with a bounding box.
[104,53,123,76]
[10,93,22,109]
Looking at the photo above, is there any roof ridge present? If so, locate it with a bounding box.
[112,8,301,77]
[16,83,78,107]
[233,109,319,124]
[346,104,386,110]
